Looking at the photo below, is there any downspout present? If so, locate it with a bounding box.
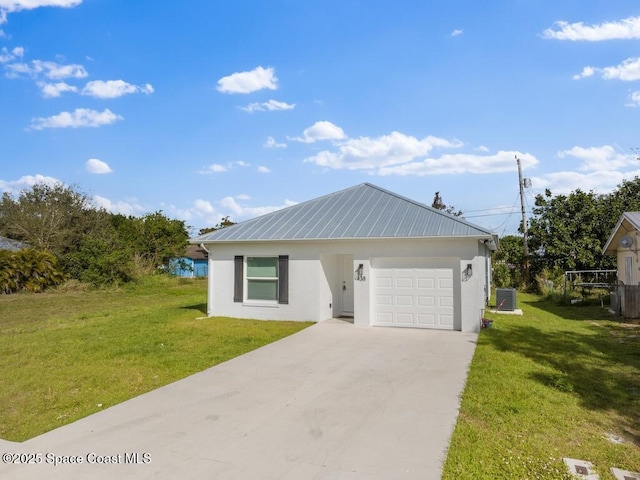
[200,243,213,317]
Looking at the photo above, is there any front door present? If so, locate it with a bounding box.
[341,255,354,315]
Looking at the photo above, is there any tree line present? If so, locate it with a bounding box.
[0,183,190,290]
[494,176,640,289]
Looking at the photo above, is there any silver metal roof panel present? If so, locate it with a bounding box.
[192,183,497,243]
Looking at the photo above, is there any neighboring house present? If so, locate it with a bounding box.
[170,245,209,277]
[0,235,28,252]
[602,212,640,286]
[191,183,498,333]
[603,212,640,318]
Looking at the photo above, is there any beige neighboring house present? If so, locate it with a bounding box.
[603,212,640,286]
[603,212,640,318]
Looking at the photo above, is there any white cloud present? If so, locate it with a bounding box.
[193,199,215,214]
[216,66,278,94]
[304,131,463,170]
[220,196,297,219]
[543,16,640,41]
[174,195,297,228]
[85,158,113,174]
[264,136,286,148]
[601,57,640,81]
[0,1,82,12]
[292,121,346,143]
[29,108,122,130]
[375,151,538,176]
[0,45,23,63]
[93,195,145,216]
[257,166,271,173]
[627,91,640,107]
[0,174,61,193]
[5,59,87,79]
[198,161,252,174]
[240,99,295,112]
[558,145,636,171]
[82,80,154,99]
[450,29,463,37]
[0,0,82,29]
[531,170,640,195]
[476,145,490,152]
[37,81,77,97]
[572,66,595,80]
[530,145,640,195]
[199,163,228,174]
[574,57,640,82]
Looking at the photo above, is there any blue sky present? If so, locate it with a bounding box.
[1,1,639,236]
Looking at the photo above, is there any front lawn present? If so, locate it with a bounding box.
[443,293,640,479]
[0,276,312,442]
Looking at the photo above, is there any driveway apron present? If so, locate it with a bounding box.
[0,319,477,480]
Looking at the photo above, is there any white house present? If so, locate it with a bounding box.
[191,183,498,333]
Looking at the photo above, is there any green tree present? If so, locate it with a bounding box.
[431,192,463,217]
[492,235,525,287]
[601,177,640,229]
[198,216,236,235]
[527,189,611,273]
[134,211,189,268]
[0,183,97,256]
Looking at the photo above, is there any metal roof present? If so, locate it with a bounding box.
[191,183,497,245]
[0,236,28,251]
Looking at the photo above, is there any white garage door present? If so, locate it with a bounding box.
[373,260,455,329]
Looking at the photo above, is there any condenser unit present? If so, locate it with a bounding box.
[496,288,517,311]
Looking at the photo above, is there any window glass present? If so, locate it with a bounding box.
[247,257,277,278]
[247,279,278,301]
[246,257,278,301]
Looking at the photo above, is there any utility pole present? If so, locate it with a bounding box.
[516,156,530,285]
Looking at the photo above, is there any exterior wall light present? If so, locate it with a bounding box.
[355,264,366,281]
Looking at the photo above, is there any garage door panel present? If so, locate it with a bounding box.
[417,278,434,289]
[377,295,393,306]
[439,278,453,289]
[417,296,434,307]
[417,314,436,326]
[396,312,415,325]
[439,296,454,307]
[396,277,413,289]
[374,261,455,330]
[396,295,413,306]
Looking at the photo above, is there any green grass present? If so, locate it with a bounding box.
[443,293,640,479]
[0,276,312,442]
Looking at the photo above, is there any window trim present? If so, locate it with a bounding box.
[233,255,289,305]
[245,256,279,304]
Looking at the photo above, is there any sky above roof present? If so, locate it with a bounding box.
[1,0,639,237]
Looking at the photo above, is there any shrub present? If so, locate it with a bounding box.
[0,249,66,294]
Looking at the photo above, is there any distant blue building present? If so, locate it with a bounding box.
[171,244,208,277]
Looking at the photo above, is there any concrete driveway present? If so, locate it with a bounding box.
[0,319,477,480]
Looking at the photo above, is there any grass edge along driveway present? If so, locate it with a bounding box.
[0,277,312,442]
[442,293,640,480]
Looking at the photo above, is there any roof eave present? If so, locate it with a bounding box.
[193,234,498,245]
[602,213,640,255]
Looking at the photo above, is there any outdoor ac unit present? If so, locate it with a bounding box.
[496,288,517,312]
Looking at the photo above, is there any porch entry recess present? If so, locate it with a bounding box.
[341,255,354,315]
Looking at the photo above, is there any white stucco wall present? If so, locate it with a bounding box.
[204,237,491,332]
